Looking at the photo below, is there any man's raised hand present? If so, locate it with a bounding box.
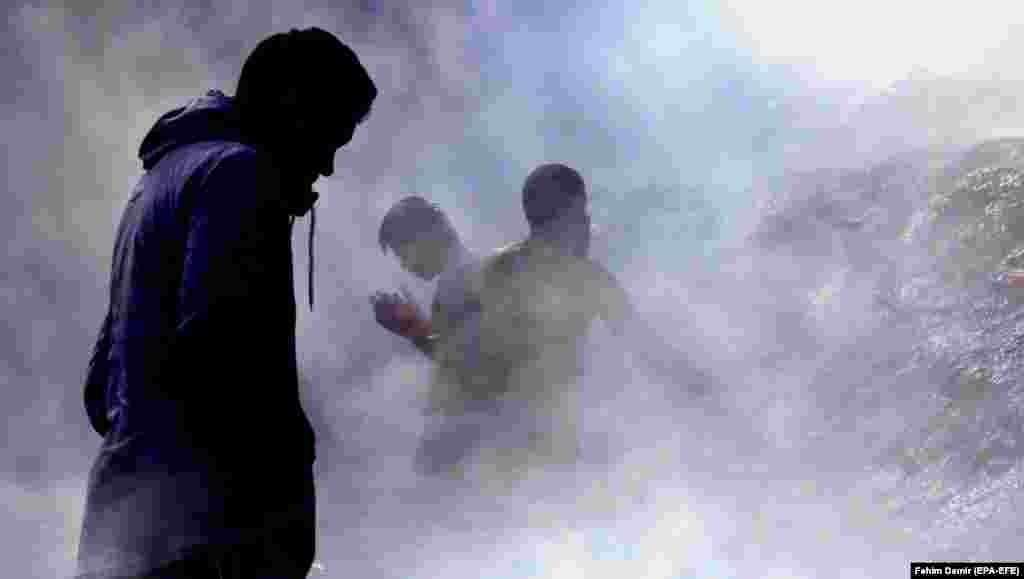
[370,290,432,339]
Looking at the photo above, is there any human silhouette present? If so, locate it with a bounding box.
[76,28,376,579]
[370,195,478,360]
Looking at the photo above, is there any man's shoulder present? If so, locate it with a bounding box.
[495,240,611,274]
[476,240,612,281]
[169,142,285,210]
[485,241,526,262]
[157,140,270,183]
[579,255,619,286]
[435,250,479,296]
[485,240,552,269]
[469,242,514,278]
[184,141,265,176]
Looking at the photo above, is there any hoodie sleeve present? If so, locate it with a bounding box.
[84,309,113,437]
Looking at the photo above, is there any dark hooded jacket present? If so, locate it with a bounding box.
[76,91,316,577]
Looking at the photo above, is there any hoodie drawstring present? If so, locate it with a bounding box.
[289,206,316,312]
[308,205,316,311]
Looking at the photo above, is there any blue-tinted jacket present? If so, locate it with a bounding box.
[77,91,315,577]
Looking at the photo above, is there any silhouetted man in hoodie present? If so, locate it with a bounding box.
[76,28,376,579]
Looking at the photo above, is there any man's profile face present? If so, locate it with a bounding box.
[548,197,591,258]
[394,236,448,281]
[568,210,592,258]
[275,83,367,189]
[293,116,359,188]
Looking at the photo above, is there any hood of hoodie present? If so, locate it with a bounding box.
[139,90,320,218]
[138,90,319,310]
[138,90,246,171]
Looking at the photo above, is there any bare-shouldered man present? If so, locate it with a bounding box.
[457,165,636,474]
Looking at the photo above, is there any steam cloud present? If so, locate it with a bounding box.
[3,1,1023,577]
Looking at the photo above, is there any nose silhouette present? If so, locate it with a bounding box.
[320,153,335,178]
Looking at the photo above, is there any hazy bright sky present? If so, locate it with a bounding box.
[414,0,1024,273]
[721,0,1024,86]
